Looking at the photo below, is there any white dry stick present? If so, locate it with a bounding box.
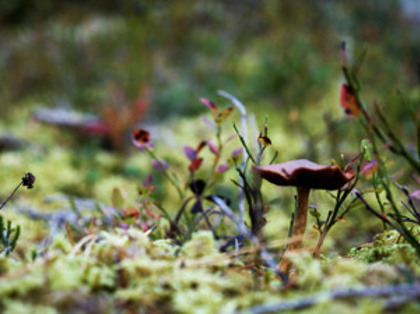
[217,90,247,227]
[213,196,278,272]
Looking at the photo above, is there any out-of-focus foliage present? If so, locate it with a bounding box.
[1,1,420,313]
[1,0,419,120]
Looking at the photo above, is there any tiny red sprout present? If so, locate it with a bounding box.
[152,159,169,171]
[82,120,111,135]
[141,222,150,232]
[139,186,155,196]
[139,173,155,195]
[258,136,272,146]
[145,208,161,220]
[340,84,362,118]
[217,163,229,173]
[261,217,267,227]
[344,152,363,172]
[232,148,243,162]
[205,140,219,155]
[360,159,379,177]
[410,190,420,200]
[216,106,235,123]
[196,141,207,154]
[200,98,218,113]
[132,129,154,151]
[142,173,154,188]
[189,158,203,172]
[123,208,139,220]
[184,146,197,161]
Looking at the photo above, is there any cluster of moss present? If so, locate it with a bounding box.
[1,226,419,313]
[349,228,420,276]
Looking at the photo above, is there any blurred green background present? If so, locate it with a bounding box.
[1,0,419,117]
[1,0,420,253]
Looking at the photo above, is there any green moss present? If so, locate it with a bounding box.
[181,231,219,259]
[350,230,420,274]
[49,233,73,254]
[150,239,178,260]
[0,266,44,297]
[48,256,85,290]
[2,300,58,314]
[85,264,115,289]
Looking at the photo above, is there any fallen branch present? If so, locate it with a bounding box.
[244,283,420,313]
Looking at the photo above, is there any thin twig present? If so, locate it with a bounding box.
[243,283,420,313]
[0,182,22,210]
[313,210,332,259]
[218,90,248,226]
[354,191,402,232]
[212,196,281,277]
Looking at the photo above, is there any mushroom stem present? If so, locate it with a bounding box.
[278,186,310,273]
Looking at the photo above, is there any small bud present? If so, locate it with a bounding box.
[22,172,35,189]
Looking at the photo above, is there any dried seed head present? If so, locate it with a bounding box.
[22,172,35,189]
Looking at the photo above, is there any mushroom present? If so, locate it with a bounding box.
[253,159,354,273]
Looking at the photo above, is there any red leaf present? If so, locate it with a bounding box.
[205,140,219,155]
[200,98,217,113]
[216,106,235,123]
[361,159,379,177]
[189,158,203,172]
[216,163,229,173]
[142,173,153,188]
[232,148,243,162]
[145,207,161,220]
[123,208,139,220]
[152,159,169,171]
[184,146,197,161]
[258,136,272,146]
[140,173,155,195]
[340,84,362,118]
[196,141,206,154]
[410,190,420,200]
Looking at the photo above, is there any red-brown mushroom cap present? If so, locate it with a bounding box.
[253,159,354,190]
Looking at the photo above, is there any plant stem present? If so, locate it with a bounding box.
[0,182,22,211]
[313,210,332,259]
[218,90,248,231]
[146,148,184,200]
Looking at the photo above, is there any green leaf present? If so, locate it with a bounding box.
[310,208,321,219]
[361,139,373,160]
